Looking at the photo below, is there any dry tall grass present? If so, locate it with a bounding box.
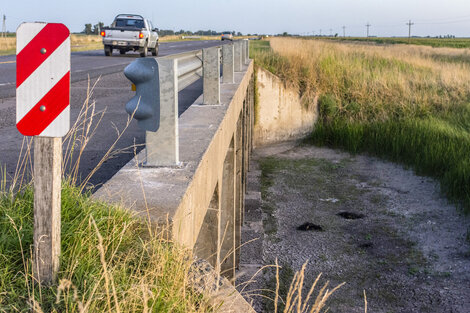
[0,37,15,54]
[265,37,470,122]
[0,35,103,54]
[71,34,102,45]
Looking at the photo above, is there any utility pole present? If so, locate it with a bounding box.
[329,28,333,36]
[2,15,6,38]
[342,26,346,37]
[319,29,322,36]
[366,22,371,38]
[406,20,414,43]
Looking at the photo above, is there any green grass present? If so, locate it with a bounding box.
[324,36,470,49]
[308,115,470,210]
[0,183,210,312]
[251,39,470,212]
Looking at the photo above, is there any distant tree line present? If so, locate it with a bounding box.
[83,22,105,35]
[157,29,247,36]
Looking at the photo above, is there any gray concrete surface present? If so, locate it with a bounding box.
[222,44,235,84]
[203,47,221,105]
[234,41,243,72]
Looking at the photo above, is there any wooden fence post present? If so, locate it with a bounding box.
[33,137,62,285]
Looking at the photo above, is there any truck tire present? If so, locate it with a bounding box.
[151,43,159,56]
[104,45,112,56]
[140,41,148,57]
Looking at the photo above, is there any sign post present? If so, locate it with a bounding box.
[16,22,70,285]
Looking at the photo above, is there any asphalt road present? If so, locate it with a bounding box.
[0,40,225,98]
[0,40,226,189]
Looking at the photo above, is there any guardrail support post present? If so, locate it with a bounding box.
[222,44,235,84]
[203,47,220,105]
[234,41,243,72]
[242,40,247,65]
[244,39,250,64]
[146,58,179,166]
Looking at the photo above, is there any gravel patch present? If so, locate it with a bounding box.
[238,142,470,313]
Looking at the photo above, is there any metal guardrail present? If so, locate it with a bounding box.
[163,50,203,91]
[124,40,250,166]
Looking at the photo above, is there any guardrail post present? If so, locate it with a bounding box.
[222,44,235,84]
[242,40,247,66]
[244,39,250,64]
[203,47,220,105]
[146,58,179,166]
[234,41,243,72]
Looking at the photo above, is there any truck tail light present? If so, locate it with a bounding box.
[139,32,144,39]
[100,31,106,37]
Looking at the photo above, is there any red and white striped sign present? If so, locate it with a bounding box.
[16,22,70,137]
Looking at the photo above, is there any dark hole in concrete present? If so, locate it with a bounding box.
[337,211,365,220]
[359,242,373,249]
[297,222,324,231]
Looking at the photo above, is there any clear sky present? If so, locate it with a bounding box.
[2,0,470,37]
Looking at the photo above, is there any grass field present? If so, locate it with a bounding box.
[251,38,470,212]
[324,36,470,49]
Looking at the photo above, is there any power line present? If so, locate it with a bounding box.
[417,18,470,25]
[414,14,470,23]
[406,20,414,43]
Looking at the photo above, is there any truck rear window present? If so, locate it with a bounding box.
[115,19,144,28]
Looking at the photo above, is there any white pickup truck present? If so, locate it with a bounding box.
[101,14,159,57]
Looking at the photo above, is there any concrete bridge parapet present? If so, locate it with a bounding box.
[94,58,254,284]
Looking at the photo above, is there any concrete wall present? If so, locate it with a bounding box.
[254,67,318,146]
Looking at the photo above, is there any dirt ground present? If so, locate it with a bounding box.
[237,141,470,313]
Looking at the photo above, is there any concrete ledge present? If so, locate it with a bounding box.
[94,61,253,247]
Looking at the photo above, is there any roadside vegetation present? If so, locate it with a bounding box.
[0,82,215,312]
[251,37,470,212]
[0,182,214,312]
